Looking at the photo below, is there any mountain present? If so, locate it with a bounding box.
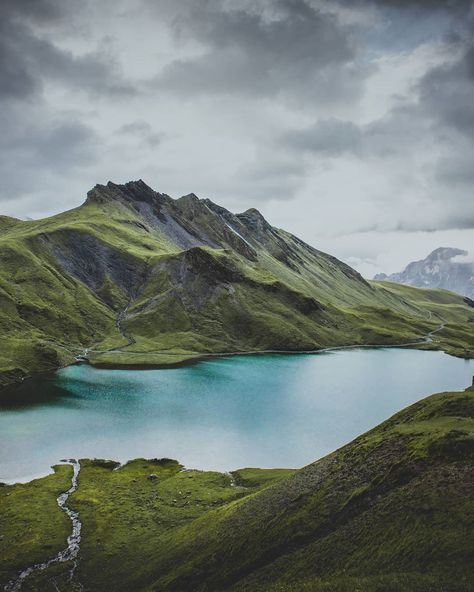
[1,181,473,390]
[2,384,473,591]
[375,247,474,299]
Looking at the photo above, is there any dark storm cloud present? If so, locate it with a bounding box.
[287,16,474,151]
[419,44,474,137]
[152,0,369,105]
[0,0,134,102]
[0,0,64,23]
[282,16,474,232]
[0,33,38,100]
[0,0,133,204]
[339,0,473,12]
[0,0,65,101]
[416,28,474,201]
[380,0,472,10]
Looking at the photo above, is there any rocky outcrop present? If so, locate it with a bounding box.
[38,228,148,301]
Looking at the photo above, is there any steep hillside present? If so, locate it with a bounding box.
[375,247,474,299]
[1,181,473,389]
[1,386,473,591]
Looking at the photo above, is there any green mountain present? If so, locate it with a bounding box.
[1,180,473,389]
[2,385,473,591]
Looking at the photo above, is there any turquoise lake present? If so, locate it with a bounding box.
[1,348,473,483]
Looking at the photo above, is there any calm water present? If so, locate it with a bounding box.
[1,349,473,483]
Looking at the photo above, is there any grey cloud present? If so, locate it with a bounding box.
[118,121,154,135]
[286,22,474,156]
[116,121,164,147]
[416,32,474,199]
[0,0,125,209]
[0,105,98,202]
[0,33,38,100]
[282,114,410,158]
[0,0,64,23]
[376,0,473,10]
[390,215,474,233]
[30,121,98,167]
[418,45,474,137]
[285,119,363,156]
[338,0,473,13]
[1,0,473,256]
[237,158,306,202]
[281,22,474,233]
[35,41,135,98]
[152,0,369,105]
[0,1,134,102]
[436,154,474,185]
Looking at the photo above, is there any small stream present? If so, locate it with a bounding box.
[4,460,82,592]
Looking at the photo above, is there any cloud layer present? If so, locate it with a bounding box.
[1,0,473,275]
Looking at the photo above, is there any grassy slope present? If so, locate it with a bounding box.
[0,465,72,586]
[0,387,472,591]
[0,198,172,387]
[138,386,474,592]
[1,183,473,389]
[0,460,294,590]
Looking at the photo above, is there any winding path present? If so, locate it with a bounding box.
[5,461,83,592]
[82,322,447,362]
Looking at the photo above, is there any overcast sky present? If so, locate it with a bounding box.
[1,0,473,276]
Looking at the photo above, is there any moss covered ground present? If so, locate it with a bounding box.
[1,387,473,591]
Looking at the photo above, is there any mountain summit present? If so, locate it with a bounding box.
[1,182,473,391]
[375,247,474,299]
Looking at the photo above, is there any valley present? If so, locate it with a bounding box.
[1,181,473,392]
[1,181,473,592]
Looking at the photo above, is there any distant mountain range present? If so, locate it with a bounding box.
[1,181,473,390]
[375,247,474,300]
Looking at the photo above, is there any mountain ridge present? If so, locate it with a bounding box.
[1,181,473,392]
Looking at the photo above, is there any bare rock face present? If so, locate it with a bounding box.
[375,247,474,299]
[39,229,148,301]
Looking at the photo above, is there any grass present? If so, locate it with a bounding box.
[0,465,73,586]
[1,386,473,591]
[0,181,473,393]
[144,386,474,592]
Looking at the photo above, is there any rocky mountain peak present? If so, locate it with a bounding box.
[175,193,202,214]
[85,179,170,208]
[426,247,467,261]
[236,207,270,232]
[179,192,200,202]
[375,247,474,299]
[241,207,266,221]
